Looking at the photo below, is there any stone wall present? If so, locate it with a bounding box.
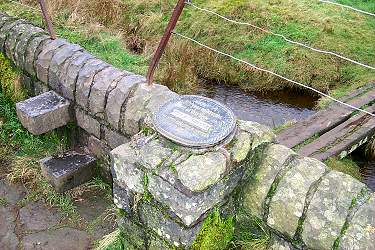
[1,12,374,249]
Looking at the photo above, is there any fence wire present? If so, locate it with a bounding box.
[173,31,375,118]
[186,2,375,71]
[319,0,375,17]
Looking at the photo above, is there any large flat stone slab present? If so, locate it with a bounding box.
[0,207,18,250]
[40,152,96,193]
[16,91,71,135]
[19,201,61,231]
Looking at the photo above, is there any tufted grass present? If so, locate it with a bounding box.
[1,0,374,97]
[325,157,362,180]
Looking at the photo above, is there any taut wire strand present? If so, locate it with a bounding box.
[319,0,375,17]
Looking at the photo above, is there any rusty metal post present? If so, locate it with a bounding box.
[38,0,56,40]
[146,0,186,85]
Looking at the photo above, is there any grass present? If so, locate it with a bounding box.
[325,157,362,180]
[1,0,374,97]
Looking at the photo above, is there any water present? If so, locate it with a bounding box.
[196,83,318,128]
[352,150,375,191]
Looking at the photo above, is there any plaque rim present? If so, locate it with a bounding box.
[153,95,237,148]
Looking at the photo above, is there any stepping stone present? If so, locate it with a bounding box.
[16,91,71,135]
[40,152,96,193]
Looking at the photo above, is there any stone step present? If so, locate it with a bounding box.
[297,103,375,161]
[16,91,71,135]
[40,152,96,193]
[277,83,375,148]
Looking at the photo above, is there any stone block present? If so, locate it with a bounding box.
[4,23,33,62]
[75,108,101,137]
[48,44,83,92]
[267,157,326,239]
[87,135,110,159]
[0,13,15,29]
[88,66,125,119]
[33,81,50,96]
[16,91,71,135]
[243,144,296,218]
[105,74,141,130]
[75,59,109,109]
[113,182,133,214]
[35,39,68,83]
[302,171,366,250]
[0,19,28,53]
[103,126,129,149]
[40,152,96,193]
[25,35,50,76]
[14,26,45,68]
[340,194,375,250]
[238,120,276,150]
[139,139,173,170]
[139,202,202,248]
[60,52,94,100]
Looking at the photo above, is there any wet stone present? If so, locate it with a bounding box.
[75,59,109,109]
[36,39,68,83]
[60,51,94,100]
[4,23,33,62]
[40,152,96,193]
[22,227,90,250]
[105,74,141,130]
[25,35,50,76]
[243,144,296,218]
[48,44,82,92]
[75,108,101,137]
[267,157,326,238]
[19,201,61,231]
[302,171,366,250]
[340,194,375,250]
[16,91,71,135]
[88,67,125,119]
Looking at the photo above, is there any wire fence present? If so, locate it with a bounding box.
[186,2,375,71]
[319,0,375,17]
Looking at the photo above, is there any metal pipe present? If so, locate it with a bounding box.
[146,0,186,85]
[38,0,56,40]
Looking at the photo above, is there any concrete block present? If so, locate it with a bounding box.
[40,152,96,193]
[16,91,71,135]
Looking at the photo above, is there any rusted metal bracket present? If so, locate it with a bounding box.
[146,0,186,86]
[38,0,56,40]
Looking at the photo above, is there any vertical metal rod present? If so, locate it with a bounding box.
[146,0,186,86]
[38,0,56,40]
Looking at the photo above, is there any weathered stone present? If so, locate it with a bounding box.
[0,19,28,53]
[22,227,90,250]
[243,144,296,218]
[340,194,375,250]
[75,108,101,137]
[122,83,173,136]
[33,81,49,95]
[111,144,143,193]
[19,201,61,231]
[105,74,141,129]
[75,59,109,109]
[16,91,71,135]
[0,13,15,30]
[176,151,227,192]
[48,44,82,92]
[4,23,33,62]
[113,182,133,214]
[117,217,147,249]
[0,179,26,205]
[35,39,68,83]
[267,157,326,238]
[103,126,129,149]
[139,202,202,248]
[139,139,173,170]
[60,51,94,100]
[302,171,366,250]
[149,235,172,250]
[40,152,96,193]
[87,135,110,159]
[0,207,18,250]
[14,26,45,68]
[230,131,253,163]
[24,35,50,76]
[148,166,244,227]
[88,66,125,119]
[269,236,297,250]
[239,120,276,149]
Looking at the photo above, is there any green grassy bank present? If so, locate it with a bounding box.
[1,0,374,101]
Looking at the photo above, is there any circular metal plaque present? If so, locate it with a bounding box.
[153,95,236,148]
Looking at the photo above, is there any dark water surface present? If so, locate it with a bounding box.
[196,83,318,128]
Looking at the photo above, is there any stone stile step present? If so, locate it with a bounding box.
[40,152,97,193]
[16,91,71,135]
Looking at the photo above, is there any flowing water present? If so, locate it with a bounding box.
[196,82,318,128]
